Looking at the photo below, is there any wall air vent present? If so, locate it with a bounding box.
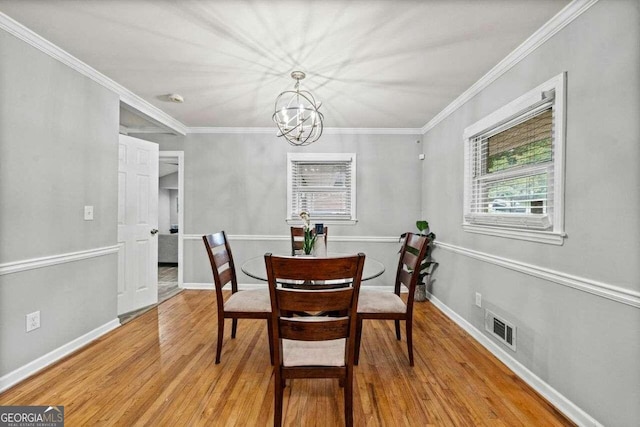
[485,309,516,351]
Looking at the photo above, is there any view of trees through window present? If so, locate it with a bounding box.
[480,109,553,214]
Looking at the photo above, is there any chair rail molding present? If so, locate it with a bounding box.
[426,291,604,427]
[436,241,640,309]
[0,245,120,276]
[183,234,399,243]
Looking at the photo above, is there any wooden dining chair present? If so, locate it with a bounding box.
[202,231,273,365]
[265,253,365,427]
[290,226,328,256]
[355,233,429,367]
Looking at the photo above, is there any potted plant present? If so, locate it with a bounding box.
[401,220,437,302]
[299,211,317,255]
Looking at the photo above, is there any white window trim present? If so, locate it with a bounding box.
[286,153,358,225]
[463,72,567,245]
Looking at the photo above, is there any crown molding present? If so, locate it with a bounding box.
[0,12,187,136]
[125,126,175,135]
[187,127,422,135]
[1,0,598,138]
[420,0,599,134]
[436,241,640,309]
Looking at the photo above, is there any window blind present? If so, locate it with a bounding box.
[468,105,554,226]
[290,160,353,219]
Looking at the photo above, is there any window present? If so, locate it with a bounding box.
[287,153,356,224]
[463,73,566,245]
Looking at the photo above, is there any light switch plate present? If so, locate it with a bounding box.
[84,205,94,221]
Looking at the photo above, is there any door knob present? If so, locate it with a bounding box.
[150,229,159,235]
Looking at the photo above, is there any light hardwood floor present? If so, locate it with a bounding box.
[0,290,573,426]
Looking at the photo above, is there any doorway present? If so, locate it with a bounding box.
[158,151,184,303]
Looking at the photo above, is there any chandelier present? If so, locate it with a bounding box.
[272,71,324,146]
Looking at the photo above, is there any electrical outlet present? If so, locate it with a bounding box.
[26,311,40,332]
[475,292,482,308]
[84,205,94,221]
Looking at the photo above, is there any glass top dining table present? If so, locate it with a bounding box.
[241,253,385,284]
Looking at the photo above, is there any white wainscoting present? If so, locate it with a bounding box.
[436,241,640,309]
[0,319,120,393]
[0,245,120,276]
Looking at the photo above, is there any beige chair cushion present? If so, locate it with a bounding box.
[281,316,346,367]
[282,338,346,367]
[224,289,271,312]
[357,290,407,314]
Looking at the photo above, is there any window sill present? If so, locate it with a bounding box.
[286,218,358,226]
[462,223,566,245]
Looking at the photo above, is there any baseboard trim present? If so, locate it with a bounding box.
[426,291,603,427]
[0,319,120,393]
[436,241,640,309]
[184,234,399,243]
[0,245,120,276]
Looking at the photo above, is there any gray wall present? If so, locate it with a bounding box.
[139,132,423,286]
[0,30,119,375]
[421,1,640,426]
[159,188,171,234]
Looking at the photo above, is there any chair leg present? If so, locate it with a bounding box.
[344,370,353,427]
[395,319,401,340]
[354,318,363,365]
[406,318,414,367]
[215,317,224,364]
[231,318,238,339]
[274,369,284,427]
[267,318,274,365]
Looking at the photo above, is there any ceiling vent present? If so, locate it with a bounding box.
[485,309,516,351]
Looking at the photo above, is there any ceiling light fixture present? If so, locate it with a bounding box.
[272,71,323,146]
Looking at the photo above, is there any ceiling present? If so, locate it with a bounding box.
[1,0,570,130]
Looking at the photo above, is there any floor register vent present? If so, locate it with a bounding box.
[485,310,516,351]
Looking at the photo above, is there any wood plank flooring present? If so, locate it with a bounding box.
[0,290,573,426]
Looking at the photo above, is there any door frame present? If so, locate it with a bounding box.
[159,151,185,288]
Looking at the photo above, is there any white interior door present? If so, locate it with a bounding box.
[117,134,159,315]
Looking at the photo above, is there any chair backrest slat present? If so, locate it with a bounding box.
[276,288,353,312]
[402,250,419,271]
[202,231,238,306]
[213,250,230,268]
[279,318,350,341]
[269,255,354,281]
[394,233,429,309]
[398,269,412,288]
[217,267,233,288]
